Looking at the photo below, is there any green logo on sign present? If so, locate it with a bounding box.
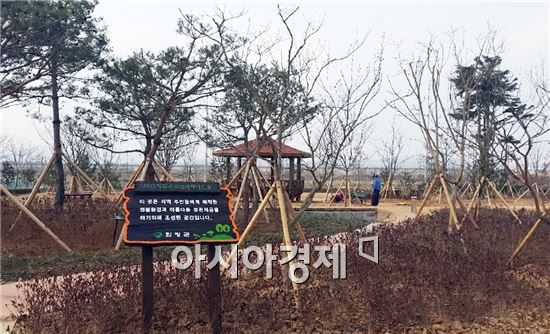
[153,231,163,239]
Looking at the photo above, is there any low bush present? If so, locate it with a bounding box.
[11,208,549,333]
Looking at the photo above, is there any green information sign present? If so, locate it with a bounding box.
[122,181,239,245]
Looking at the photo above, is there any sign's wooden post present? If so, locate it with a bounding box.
[142,245,154,334]
[207,244,222,334]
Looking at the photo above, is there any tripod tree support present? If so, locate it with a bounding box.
[23,152,56,207]
[414,173,480,231]
[454,193,479,230]
[13,151,110,230]
[152,160,175,181]
[223,181,307,266]
[62,152,110,200]
[328,178,346,207]
[275,180,301,307]
[510,218,543,262]
[439,174,461,231]
[1,185,72,253]
[250,166,272,224]
[116,160,146,206]
[232,161,252,216]
[12,152,57,228]
[488,181,523,225]
[414,176,437,221]
[225,158,251,189]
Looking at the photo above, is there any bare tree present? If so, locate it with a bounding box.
[530,143,550,177]
[156,131,199,172]
[335,124,371,206]
[491,71,550,260]
[388,37,476,231]
[493,75,550,219]
[378,121,404,176]
[377,121,404,198]
[299,51,384,216]
[204,5,381,225]
[3,138,43,185]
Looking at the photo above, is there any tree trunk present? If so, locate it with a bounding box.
[142,137,156,180]
[241,178,251,224]
[51,55,64,210]
[345,170,351,207]
[449,184,457,232]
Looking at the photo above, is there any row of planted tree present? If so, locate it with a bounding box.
[2,1,549,261]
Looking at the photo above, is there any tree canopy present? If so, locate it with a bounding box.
[0,0,108,106]
[451,55,530,180]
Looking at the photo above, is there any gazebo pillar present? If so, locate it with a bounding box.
[225,156,231,184]
[289,157,295,181]
[237,157,242,183]
[297,158,302,180]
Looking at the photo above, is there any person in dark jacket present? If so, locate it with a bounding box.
[371,174,381,206]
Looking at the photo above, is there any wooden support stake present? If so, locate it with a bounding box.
[439,175,461,231]
[153,161,175,181]
[224,184,276,266]
[383,171,393,199]
[226,158,251,188]
[233,161,251,216]
[24,152,55,205]
[259,170,271,190]
[488,181,523,225]
[510,218,543,262]
[324,177,334,203]
[282,190,308,244]
[12,152,56,229]
[140,158,152,180]
[345,177,351,207]
[94,179,105,196]
[107,178,117,194]
[515,188,530,203]
[1,185,72,252]
[250,166,271,224]
[275,180,300,307]
[116,160,151,250]
[466,177,485,212]
[414,176,437,221]
[252,164,276,210]
[329,179,346,207]
[116,160,145,205]
[455,191,479,230]
[63,153,110,200]
[485,186,494,207]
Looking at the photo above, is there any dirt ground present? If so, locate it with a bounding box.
[298,191,541,223]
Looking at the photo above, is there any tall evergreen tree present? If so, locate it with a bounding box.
[451,55,528,181]
[2,1,108,209]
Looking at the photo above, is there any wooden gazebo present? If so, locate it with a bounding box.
[212,138,311,201]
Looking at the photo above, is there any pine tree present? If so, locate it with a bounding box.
[2,1,108,209]
[451,55,529,181]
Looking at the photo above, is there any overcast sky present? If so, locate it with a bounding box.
[1,0,548,168]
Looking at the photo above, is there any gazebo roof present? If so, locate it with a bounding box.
[212,138,312,158]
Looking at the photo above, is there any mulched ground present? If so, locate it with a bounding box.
[1,197,117,257]
[7,207,549,333]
